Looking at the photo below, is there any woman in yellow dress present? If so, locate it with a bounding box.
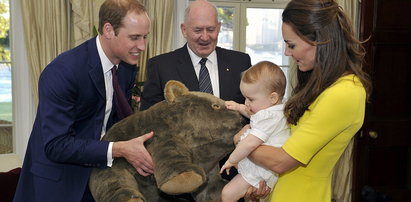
[243,0,372,201]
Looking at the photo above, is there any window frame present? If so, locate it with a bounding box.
[211,0,292,97]
[212,0,289,55]
[6,0,35,160]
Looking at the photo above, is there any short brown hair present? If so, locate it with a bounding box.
[242,61,286,99]
[98,0,146,35]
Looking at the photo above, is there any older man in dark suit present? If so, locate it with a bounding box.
[140,0,251,110]
[14,1,154,201]
[140,1,250,201]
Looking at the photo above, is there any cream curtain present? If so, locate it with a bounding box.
[22,0,175,102]
[332,139,355,202]
[137,0,175,83]
[331,1,359,202]
[21,0,72,103]
[71,0,104,46]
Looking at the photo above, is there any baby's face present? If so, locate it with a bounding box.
[240,82,274,114]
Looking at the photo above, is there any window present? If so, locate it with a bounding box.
[212,0,290,95]
[0,0,12,154]
[213,0,289,65]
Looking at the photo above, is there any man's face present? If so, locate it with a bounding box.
[106,12,150,65]
[181,9,221,58]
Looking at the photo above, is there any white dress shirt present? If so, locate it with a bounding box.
[187,46,220,98]
[96,36,115,167]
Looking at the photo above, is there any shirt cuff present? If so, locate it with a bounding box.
[107,142,114,167]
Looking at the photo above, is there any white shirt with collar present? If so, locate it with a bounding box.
[187,45,220,98]
[96,36,115,167]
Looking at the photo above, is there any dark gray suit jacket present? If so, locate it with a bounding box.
[140,45,252,110]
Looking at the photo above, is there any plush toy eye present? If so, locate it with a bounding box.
[212,104,221,109]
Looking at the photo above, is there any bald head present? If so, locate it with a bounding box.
[184,0,218,24]
[181,0,221,58]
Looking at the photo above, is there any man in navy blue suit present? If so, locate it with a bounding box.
[140,0,252,110]
[14,0,154,201]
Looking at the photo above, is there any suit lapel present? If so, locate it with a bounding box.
[89,67,105,99]
[175,45,200,91]
[87,38,106,100]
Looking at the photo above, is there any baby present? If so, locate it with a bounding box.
[220,61,290,201]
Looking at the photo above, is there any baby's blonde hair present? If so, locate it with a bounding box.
[241,61,286,99]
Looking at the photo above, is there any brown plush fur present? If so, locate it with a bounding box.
[89,80,243,202]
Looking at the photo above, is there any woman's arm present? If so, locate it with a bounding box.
[248,145,301,174]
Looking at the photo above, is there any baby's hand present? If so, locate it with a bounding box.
[225,101,240,111]
[226,101,252,118]
[219,160,237,175]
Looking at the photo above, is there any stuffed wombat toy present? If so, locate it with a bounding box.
[89,80,244,202]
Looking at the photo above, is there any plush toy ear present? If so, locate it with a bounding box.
[164,80,189,102]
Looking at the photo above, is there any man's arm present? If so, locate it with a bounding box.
[112,131,154,176]
[40,62,110,166]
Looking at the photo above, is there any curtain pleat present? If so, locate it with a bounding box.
[331,1,359,202]
[137,0,174,83]
[21,0,71,104]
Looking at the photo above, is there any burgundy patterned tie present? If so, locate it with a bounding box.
[111,66,133,120]
[199,58,213,94]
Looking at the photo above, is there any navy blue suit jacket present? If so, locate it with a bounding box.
[14,38,136,202]
[140,45,252,110]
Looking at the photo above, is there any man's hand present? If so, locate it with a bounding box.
[113,131,154,176]
[244,180,271,202]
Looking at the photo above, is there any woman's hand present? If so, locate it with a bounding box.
[244,180,271,202]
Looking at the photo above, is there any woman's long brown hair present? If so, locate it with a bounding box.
[283,0,372,125]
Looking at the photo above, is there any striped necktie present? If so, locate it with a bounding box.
[198,58,213,94]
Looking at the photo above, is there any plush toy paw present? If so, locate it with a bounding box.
[125,197,144,202]
[109,189,145,202]
[160,171,204,194]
